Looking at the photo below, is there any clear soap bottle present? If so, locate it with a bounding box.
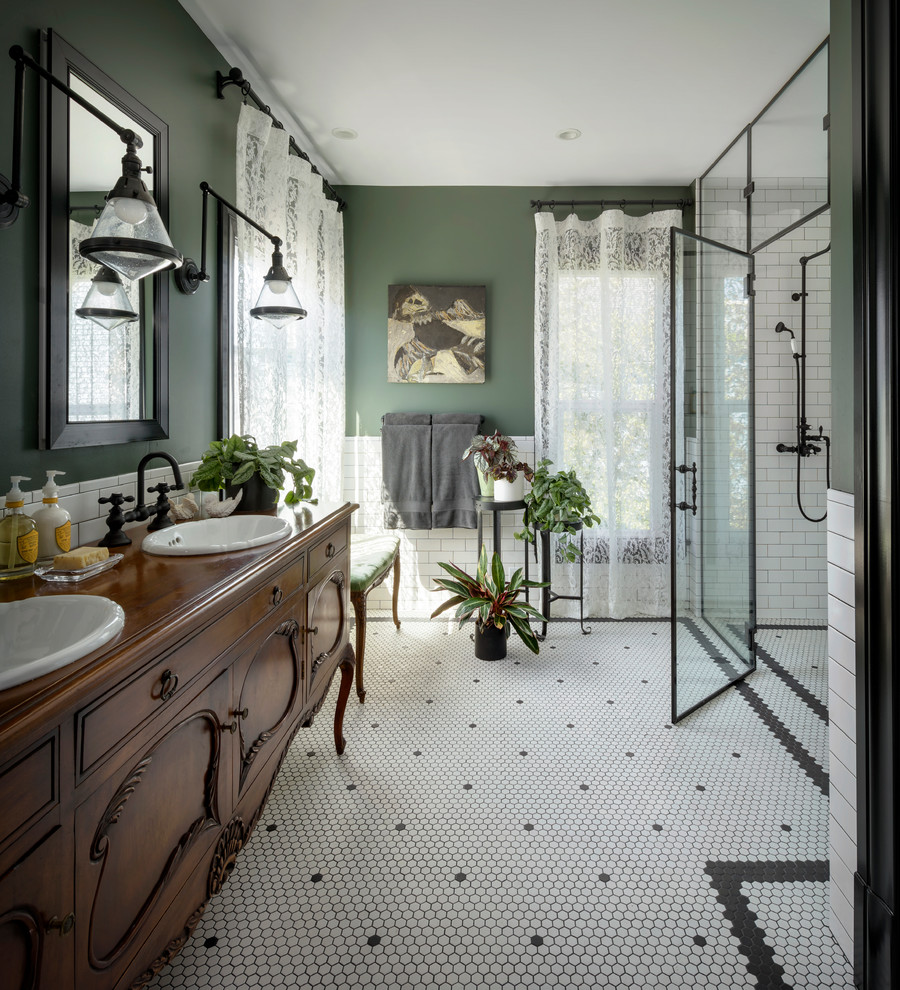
[33,470,72,562]
[0,476,39,580]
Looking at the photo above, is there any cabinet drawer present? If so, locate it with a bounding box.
[309,523,348,583]
[77,555,305,779]
[0,734,57,849]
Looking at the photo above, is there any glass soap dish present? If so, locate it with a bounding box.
[34,554,123,583]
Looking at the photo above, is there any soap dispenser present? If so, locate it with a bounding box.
[0,477,39,580]
[33,470,72,562]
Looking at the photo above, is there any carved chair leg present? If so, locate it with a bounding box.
[391,552,401,630]
[333,654,354,755]
[351,591,367,703]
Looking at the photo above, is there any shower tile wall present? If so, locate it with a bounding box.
[753,210,831,623]
[342,436,534,615]
[700,179,831,623]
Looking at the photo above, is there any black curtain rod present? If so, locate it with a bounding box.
[217,67,346,213]
[530,198,693,211]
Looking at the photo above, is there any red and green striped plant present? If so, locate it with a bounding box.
[430,546,547,654]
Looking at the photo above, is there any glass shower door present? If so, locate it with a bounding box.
[670,229,756,722]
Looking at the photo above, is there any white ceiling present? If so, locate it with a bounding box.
[177,0,829,187]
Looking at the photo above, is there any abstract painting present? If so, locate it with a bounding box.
[388,284,486,384]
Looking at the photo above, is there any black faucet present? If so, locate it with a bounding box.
[98,451,185,548]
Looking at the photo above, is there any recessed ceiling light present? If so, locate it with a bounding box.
[556,128,582,141]
[331,127,358,140]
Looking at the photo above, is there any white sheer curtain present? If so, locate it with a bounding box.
[534,209,681,618]
[234,104,345,501]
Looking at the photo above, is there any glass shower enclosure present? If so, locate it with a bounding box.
[670,229,756,722]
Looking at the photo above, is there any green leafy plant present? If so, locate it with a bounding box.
[461,430,533,483]
[190,434,316,505]
[431,546,547,654]
[515,459,601,562]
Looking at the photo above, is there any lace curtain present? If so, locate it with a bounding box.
[234,104,346,502]
[534,209,681,618]
[69,219,141,421]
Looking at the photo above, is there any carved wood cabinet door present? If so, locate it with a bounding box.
[306,565,348,702]
[73,671,232,990]
[0,826,74,990]
[232,596,306,797]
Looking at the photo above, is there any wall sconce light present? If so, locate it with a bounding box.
[175,181,307,329]
[0,45,182,280]
[75,265,139,330]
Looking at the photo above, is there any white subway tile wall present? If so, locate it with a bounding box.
[827,488,856,964]
[704,192,831,623]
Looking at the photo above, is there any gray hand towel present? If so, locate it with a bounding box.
[382,412,433,426]
[381,415,433,528]
[432,414,484,529]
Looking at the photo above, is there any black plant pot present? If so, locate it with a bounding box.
[224,473,278,513]
[474,621,508,661]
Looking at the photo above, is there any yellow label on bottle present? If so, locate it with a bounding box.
[56,520,72,553]
[17,528,39,564]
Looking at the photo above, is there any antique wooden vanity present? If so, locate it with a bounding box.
[0,501,356,989]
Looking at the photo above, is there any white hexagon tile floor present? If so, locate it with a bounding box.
[149,618,854,989]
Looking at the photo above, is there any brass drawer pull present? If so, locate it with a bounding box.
[46,913,75,936]
[234,707,249,720]
[159,669,179,702]
[272,586,284,606]
[223,720,239,735]
[306,626,318,637]
[325,542,335,559]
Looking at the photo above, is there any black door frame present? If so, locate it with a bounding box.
[853,0,899,987]
[669,228,757,724]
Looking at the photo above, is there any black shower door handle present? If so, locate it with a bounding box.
[676,462,698,516]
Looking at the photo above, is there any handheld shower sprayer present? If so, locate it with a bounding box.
[775,322,798,355]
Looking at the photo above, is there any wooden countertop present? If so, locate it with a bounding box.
[0,501,357,738]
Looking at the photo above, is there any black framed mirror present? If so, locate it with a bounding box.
[40,29,169,448]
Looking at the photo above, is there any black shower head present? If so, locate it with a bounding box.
[775,321,794,339]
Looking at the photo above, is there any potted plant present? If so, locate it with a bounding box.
[431,546,547,660]
[515,459,601,562]
[462,430,534,501]
[190,434,316,513]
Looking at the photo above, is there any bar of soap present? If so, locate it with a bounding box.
[53,546,110,571]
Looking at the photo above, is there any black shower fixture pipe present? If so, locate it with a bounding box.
[217,66,346,212]
[530,198,693,211]
[795,242,832,431]
[775,242,832,522]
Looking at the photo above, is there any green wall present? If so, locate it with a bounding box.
[338,185,692,437]
[829,0,854,493]
[0,0,235,485]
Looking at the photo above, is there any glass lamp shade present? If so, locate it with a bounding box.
[80,197,182,281]
[74,266,139,330]
[249,272,307,329]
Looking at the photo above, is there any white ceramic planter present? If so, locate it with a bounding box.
[492,474,524,501]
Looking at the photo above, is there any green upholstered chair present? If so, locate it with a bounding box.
[349,534,401,702]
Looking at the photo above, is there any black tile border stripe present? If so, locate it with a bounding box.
[681,618,829,795]
[681,616,746,680]
[734,681,829,795]
[755,644,829,724]
[757,622,828,631]
[705,859,830,990]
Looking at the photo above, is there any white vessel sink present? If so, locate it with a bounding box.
[0,595,125,691]
[142,515,292,556]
